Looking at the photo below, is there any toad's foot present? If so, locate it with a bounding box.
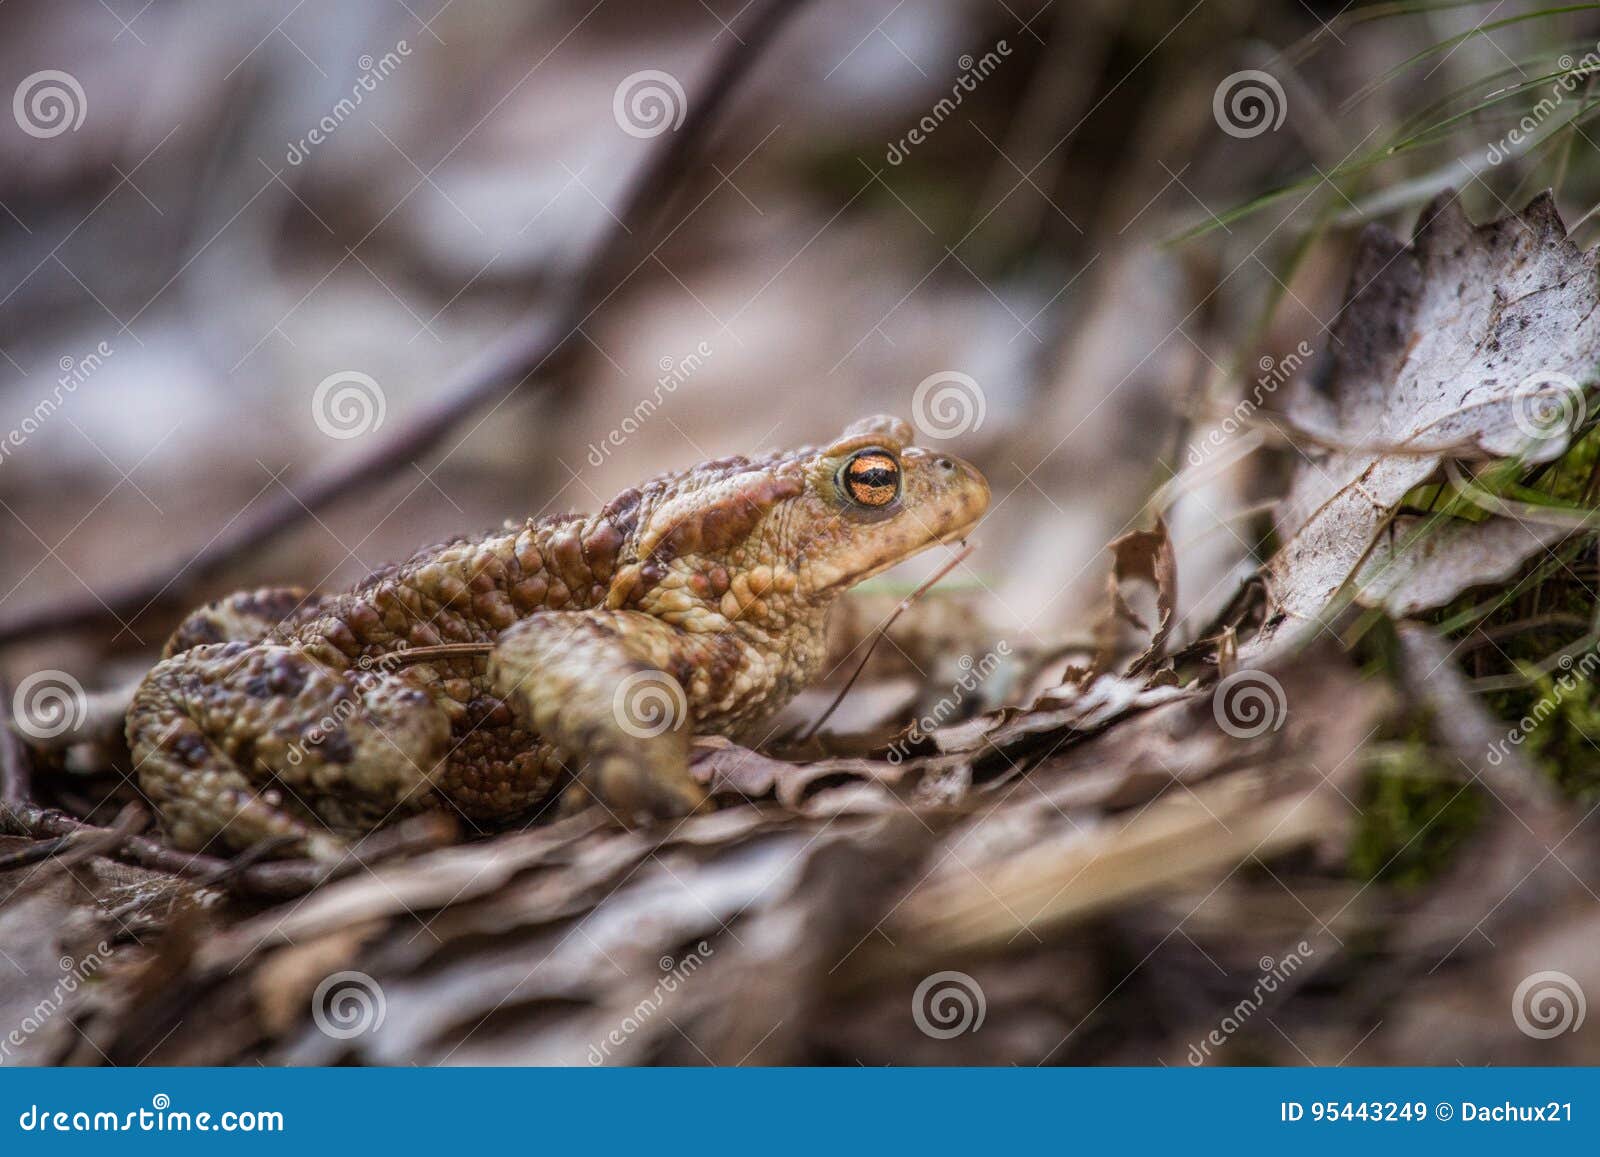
[127,641,451,857]
[488,610,713,824]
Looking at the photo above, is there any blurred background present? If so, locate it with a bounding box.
[3,0,1600,680]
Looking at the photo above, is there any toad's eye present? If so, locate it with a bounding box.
[840,449,901,508]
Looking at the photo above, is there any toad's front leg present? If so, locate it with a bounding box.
[487,610,732,823]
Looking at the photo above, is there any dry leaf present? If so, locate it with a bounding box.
[1264,192,1600,638]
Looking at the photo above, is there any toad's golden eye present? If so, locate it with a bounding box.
[841,449,901,508]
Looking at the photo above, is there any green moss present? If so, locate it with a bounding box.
[1489,668,1600,803]
[1348,743,1485,887]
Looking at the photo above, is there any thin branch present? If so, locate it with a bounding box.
[799,543,976,743]
[0,0,810,648]
[0,677,31,803]
[0,799,458,899]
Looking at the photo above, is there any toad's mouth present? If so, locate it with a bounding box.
[831,514,984,590]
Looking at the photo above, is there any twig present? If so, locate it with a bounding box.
[0,0,811,649]
[799,543,975,742]
[0,677,31,803]
[0,799,457,898]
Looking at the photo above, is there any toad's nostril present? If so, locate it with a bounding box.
[936,458,954,471]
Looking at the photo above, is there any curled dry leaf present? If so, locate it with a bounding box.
[1093,516,1178,677]
[1355,513,1569,617]
[1263,191,1600,640]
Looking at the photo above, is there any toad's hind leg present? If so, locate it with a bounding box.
[487,610,712,823]
[161,586,327,657]
[128,642,451,857]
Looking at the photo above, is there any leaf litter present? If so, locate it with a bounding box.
[7,192,1600,1065]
